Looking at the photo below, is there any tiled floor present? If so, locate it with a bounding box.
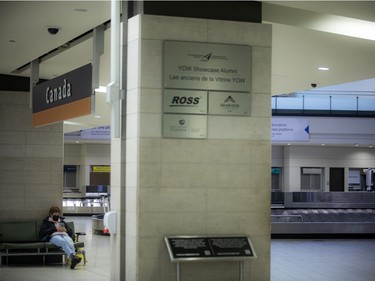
[271,239,375,281]
[0,216,374,281]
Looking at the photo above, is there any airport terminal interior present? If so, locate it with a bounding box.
[0,1,375,281]
[0,216,374,281]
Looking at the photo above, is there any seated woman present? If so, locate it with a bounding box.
[39,206,82,269]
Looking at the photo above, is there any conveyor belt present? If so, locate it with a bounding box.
[271,209,375,235]
[272,208,375,223]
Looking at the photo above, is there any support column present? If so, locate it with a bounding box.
[126,15,271,281]
[283,146,301,192]
[108,1,127,280]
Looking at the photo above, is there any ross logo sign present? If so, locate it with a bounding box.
[163,89,207,114]
[32,64,92,127]
[208,91,250,116]
[164,41,251,92]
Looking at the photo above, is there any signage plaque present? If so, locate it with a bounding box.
[271,117,309,141]
[163,89,207,114]
[80,126,111,140]
[163,114,207,139]
[164,41,251,92]
[32,63,92,127]
[165,235,257,262]
[209,91,250,116]
[33,63,92,113]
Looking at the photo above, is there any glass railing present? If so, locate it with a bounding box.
[272,93,375,116]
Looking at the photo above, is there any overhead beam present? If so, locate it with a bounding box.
[262,3,375,41]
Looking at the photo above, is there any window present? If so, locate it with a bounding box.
[64,165,78,188]
[271,167,282,191]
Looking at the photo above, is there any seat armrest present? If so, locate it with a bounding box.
[75,232,86,241]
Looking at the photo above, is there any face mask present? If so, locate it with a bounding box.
[52,215,59,221]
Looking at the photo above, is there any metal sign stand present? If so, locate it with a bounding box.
[239,261,244,281]
[176,262,180,281]
[166,235,256,281]
[175,260,245,281]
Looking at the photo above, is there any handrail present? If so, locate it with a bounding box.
[272,94,375,116]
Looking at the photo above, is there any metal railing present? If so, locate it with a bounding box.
[271,191,375,209]
[272,93,375,117]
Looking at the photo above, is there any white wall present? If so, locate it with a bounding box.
[64,143,110,191]
[272,116,375,146]
[272,145,375,191]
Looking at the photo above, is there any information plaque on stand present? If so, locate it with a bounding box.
[165,235,256,262]
[165,235,256,281]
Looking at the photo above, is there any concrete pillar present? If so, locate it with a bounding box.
[0,91,64,221]
[125,15,272,281]
[283,146,301,192]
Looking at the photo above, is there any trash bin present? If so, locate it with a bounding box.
[91,214,105,235]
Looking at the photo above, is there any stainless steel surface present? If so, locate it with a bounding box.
[271,208,375,234]
[163,89,208,114]
[162,114,207,139]
[163,41,252,92]
[208,91,251,116]
[283,192,375,208]
[91,216,104,234]
[63,196,110,215]
[271,215,303,223]
[272,222,375,234]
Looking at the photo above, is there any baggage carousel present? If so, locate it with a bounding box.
[271,192,375,236]
[271,208,375,235]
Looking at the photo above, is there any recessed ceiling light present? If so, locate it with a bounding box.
[64,121,84,126]
[321,144,325,146]
[318,67,330,71]
[94,115,101,119]
[354,144,359,147]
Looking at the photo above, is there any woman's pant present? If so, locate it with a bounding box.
[50,235,76,258]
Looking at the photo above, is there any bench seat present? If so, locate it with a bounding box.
[0,221,85,266]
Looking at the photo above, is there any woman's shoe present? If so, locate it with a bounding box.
[70,255,82,269]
